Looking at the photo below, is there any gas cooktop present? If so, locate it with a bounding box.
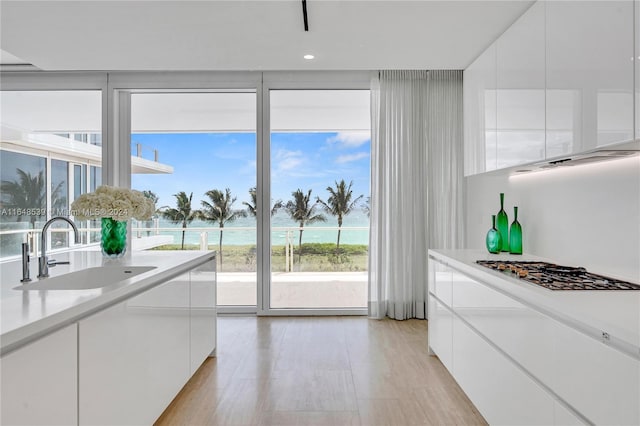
[475,260,640,291]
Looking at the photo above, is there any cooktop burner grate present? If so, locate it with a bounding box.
[475,260,640,291]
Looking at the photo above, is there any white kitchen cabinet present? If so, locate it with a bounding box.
[546,0,634,157]
[428,254,640,425]
[0,324,77,426]
[428,297,453,373]
[452,316,555,426]
[430,258,452,307]
[190,262,217,374]
[496,1,545,168]
[451,270,556,388]
[552,321,640,425]
[78,273,191,425]
[464,0,636,175]
[553,401,586,426]
[464,42,497,176]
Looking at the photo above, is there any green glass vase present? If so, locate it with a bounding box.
[485,215,502,254]
[509,206,523,255]
[496,193,509,252]
[101,217,127,258]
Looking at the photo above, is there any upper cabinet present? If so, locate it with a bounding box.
[464,0,636,175]
[496,1,546,169]
[546,0,634,157]
[464,43,497,176]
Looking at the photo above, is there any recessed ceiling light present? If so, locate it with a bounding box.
[303,54,315,60]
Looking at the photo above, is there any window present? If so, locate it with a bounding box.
[0,89,102,259]
[0,151,47,257]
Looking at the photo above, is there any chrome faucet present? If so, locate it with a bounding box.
[38,217,80,278]
[21,242,31,282]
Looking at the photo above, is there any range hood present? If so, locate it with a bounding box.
[513,140,640,174]
[536,149,639,168]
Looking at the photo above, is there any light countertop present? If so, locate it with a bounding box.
[1,250,215,355]
[429,249,640,358]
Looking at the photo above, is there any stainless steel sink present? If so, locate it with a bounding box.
[14,266,157,290]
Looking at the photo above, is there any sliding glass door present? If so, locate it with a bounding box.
[125,84,370,314]
[268,89,370,311]
[129,92,258,310]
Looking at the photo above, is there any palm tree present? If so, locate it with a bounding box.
[0,169,47,229]
[142,190,159,206]
[363,196,371,218]
[199,188,246,264]
[284,189,326,264]
[142,190,159,236]
[243,187,283,217]
[160,192,198,250]
[317,180,364,252]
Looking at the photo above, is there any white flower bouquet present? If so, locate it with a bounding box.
[71,185,155,221]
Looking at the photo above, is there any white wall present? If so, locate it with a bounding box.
[465,156,640,282]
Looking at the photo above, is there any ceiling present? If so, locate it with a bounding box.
[0,1,533,71]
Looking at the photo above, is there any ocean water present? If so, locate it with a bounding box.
[135,211,370,247]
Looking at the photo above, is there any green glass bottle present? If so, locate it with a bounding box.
[509,206,523,255]
[486,215,502,254]
[496,193,509,252]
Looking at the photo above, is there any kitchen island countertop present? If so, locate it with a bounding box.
[1,250,215,355]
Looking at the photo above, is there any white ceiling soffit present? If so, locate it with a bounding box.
[0,91,102,132]
[132,90,370,132]
[271,90,370,132]
[0,90,370,133]
[131,93,257,132]
[0,1,534,71]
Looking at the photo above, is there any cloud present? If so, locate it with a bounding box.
[335,152,370,164]
[274,149,305,172]
[239,160,256,175]
[327,131,371,148]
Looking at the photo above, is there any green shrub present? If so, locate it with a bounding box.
[150,243,368,272]
[294,243,368,256]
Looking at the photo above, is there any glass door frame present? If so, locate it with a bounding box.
[108,71,371,315]
[108,72,263,314]
[259,72,370,316]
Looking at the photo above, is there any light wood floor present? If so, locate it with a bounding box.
[155,316,487,426]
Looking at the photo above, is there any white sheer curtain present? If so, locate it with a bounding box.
[368,70,464,320]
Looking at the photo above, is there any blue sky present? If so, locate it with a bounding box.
[131,132,370,212]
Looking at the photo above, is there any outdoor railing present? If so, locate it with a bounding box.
[130,224,369,273]
[132,142,160,162]
[0,225,369,272]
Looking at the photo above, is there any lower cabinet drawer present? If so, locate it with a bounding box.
[553,322,640,425]
[452,271,556,387]
[553,400,586,426]
[428,293,453,373]
[452,317,555,426]
[429,258,453,307]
